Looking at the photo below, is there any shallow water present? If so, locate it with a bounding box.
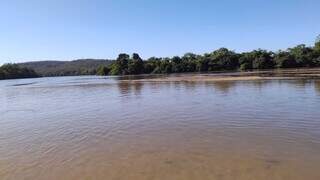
[1,74,320,180]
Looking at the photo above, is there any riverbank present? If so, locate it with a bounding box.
[120,68,320,83]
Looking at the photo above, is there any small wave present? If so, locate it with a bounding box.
[2,109,36,114]
[11,82,36,87]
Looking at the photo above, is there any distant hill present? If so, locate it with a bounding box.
[18,59,114,77]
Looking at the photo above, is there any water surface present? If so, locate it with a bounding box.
[1,73,320,180]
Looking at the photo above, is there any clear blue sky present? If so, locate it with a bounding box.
[0,0,319,63]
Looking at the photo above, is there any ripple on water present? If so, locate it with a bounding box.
[0,75,320,179]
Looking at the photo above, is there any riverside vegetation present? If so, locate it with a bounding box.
[1,35,320,80]
[97,36,320,76]
[0,63,38,80]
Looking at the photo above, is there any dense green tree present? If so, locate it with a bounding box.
[0,70,5,79]
[144,57,161,74]
[252,50,275,69]
[202,53,218,71]
[238,50,275,70]
[0,64,38,80]
[159,59,172,73]
[109,53,130,75]
[182,53,197,61]
[316,35,320,49]
[181,53,197,72]
[171,56,183,73]
[239,53,254,70]
[128,53,144,74]
[196,56,209,71]
[288,44,314,67]
[274,51,297,68]
[109,63,122,75]
[96,65,110,75]
[108,53,146,75]
[314,35,320,58]
[208,48,239,70]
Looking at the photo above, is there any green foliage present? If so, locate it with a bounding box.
[238,50,275,70]
[316,42,320,53]
[274,51,297,68]
[170,56,182,72]
[208,48,239,70]
[288,44,315,67]
[315,35,320,55]
[128,53,144,74]
[239,53,253,70]
[250,50,275,69]
[0,70,5,79]
[158,59,172,73]
[109,63,122,75]
[96,65,110,76]
[181,53,197,72]
[144,57,161,74]
[108,54,129,75]
[109,53,145,75]
[240,63,252,71]
[99,37,320,76]
[10,35,320,77]
[196,57,209,71]
[0,64,39,80]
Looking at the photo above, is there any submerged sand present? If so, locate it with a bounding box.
[2,69,320,180]
[120,68,320,83]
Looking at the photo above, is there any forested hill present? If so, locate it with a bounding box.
[18,59,113,77]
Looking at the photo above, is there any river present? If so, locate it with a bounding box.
[1,71,320,179]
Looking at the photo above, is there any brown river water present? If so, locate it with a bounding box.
[1,70,320,180]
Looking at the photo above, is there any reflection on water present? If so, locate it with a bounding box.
[1,74,320,180]
[315,80,320,94]
[206,81,237,94]
[117,82,143,97]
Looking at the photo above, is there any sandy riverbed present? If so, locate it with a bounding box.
[120,68,320,83]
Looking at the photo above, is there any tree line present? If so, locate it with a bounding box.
[97,36,320,75]
[1,36,320,80]
[0,64,39,80]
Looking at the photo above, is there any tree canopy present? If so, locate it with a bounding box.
[3,35,320,79]
[99,35,320,76]
[0,64,39,80]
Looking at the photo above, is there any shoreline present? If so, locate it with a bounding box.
[119,68,320,83]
